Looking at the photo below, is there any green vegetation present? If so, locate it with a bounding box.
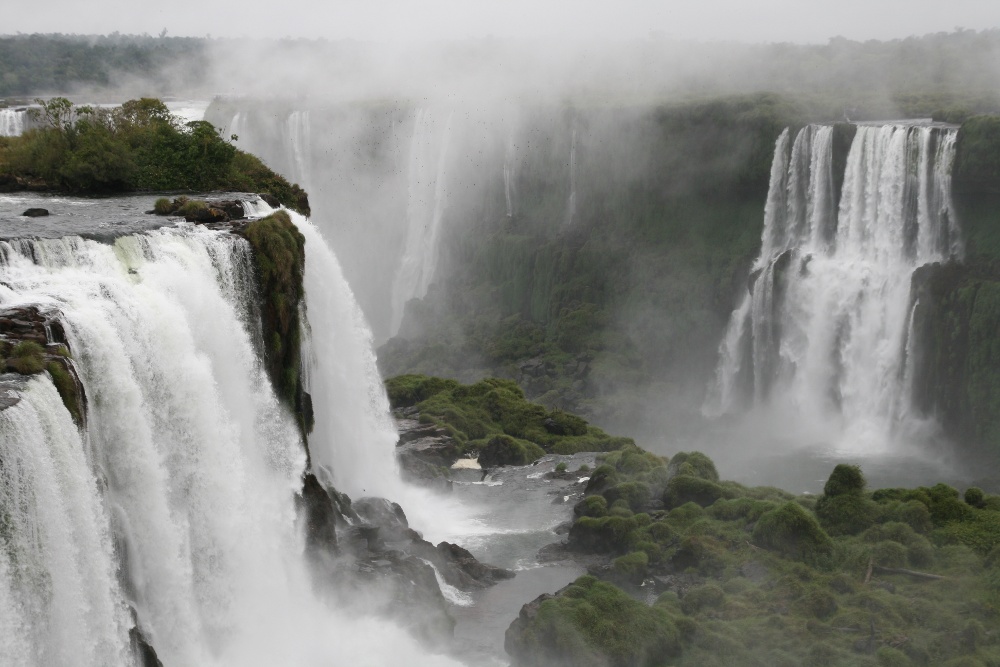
[46,359,83,426]
[0,97,308,213]
[5,341,46,375]
[505,575,680,667]
[242,211,309,435]
[380,96,793,429]
[0,34,207,97]
[513,451,1000,667]
[385,374,634,464]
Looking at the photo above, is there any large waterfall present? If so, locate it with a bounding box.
[706,123,961,451]
[0,218,460,666]
[0,108,26,137]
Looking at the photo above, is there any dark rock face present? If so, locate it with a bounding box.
[395,415,458,491]
[297,473,340,553]
[129,626,164,667]
[21,207,49,217]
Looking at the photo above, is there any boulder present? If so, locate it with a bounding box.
[21,208,48,217]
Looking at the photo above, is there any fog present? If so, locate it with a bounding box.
[5,0,999,44]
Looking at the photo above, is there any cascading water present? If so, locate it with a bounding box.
[706,123,960,452]
[0,222,460,666]
[389,108,454,337]
[0,108,25,137]
[286,110,312,193]
[503,124,518,218]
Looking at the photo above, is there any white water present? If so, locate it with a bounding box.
[503,123,518,218]
[706,124,960,452]
[389,108,454,337]
[0,108,26,137]
[0,225,461,666]
[286,111,313,193]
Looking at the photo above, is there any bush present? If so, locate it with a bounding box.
[574,495,608,518]
[666,451,719,482]
[823,464,866,497]
[611,551,649,584]
[153,197,173,214]
[604,481,653,512]
[752,502,833,561]
[816,492,878,536]
[505,576,680,667]
[680,583,726,615]
[964,487,985,507]
[7,341,45,375]
[663,475,730,509]
[478,434,545,467]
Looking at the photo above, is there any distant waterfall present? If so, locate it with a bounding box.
[0,108,26,137]
[706,123,960,449]
[389,109,454,337]
[503,125,518,218]
[0,224,459,666]
[563,124,578,227]
[286,111,312,193]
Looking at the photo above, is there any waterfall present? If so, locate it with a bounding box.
[706,123,960,451]
[0,224,460,666]
[295,212,401,499]
[503,125,518,218]
[563,124,578,228]
[286,111,312,193]
[389,109,454,337]
[0,108,26,137]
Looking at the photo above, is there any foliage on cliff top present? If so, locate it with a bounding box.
[386,374,633,463]
[0,97,309,213]
[517,450,1000,667]
[243,210,309,433]
[954,114,1000,194]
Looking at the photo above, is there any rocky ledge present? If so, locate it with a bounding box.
[298,472,514,649]
[0,305,86,425]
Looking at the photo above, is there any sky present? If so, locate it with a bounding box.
[4,0,998,43]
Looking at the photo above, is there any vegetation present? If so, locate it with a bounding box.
[242,210,309,435]
[0,34,207,97]
[505,575,681,667]
[0,97,309,213]
[512,450,1000,667]
[385,374,634,463]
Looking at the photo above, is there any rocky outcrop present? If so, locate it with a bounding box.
[21,207,48,217]
[299,477,513,649]
[394,413,458,491]
[0,305,86,425]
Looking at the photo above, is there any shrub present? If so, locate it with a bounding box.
[153,197,173,214]
[478,434,545,467]
[7,341,45,375]
[611,551,649,584]
[47,360,82,425]
[680,583,725,615]
[964,487,985,507]
[663,475,730,509]
[666,451,719,482]
[752,502,833,561]
[823,464,866,497]
[604,481,653,512]
[574,495,608,518]
[555,462,568,473]
[816,492,878,535]
[505,576,680,667]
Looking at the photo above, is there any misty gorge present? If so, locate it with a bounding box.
[2,19,1000,667]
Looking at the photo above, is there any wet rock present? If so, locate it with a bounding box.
[394,416,459,491]
[353,497,412,542]
[21,207,49,217]
[297,473,340,553]
[129,626,163,667]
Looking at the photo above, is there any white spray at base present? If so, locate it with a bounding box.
[705,123,960,453]
[0,224,462,667]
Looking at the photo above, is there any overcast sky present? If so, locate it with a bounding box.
[4,0,998,43]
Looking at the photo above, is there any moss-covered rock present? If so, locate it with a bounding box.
[241,210,310,437]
